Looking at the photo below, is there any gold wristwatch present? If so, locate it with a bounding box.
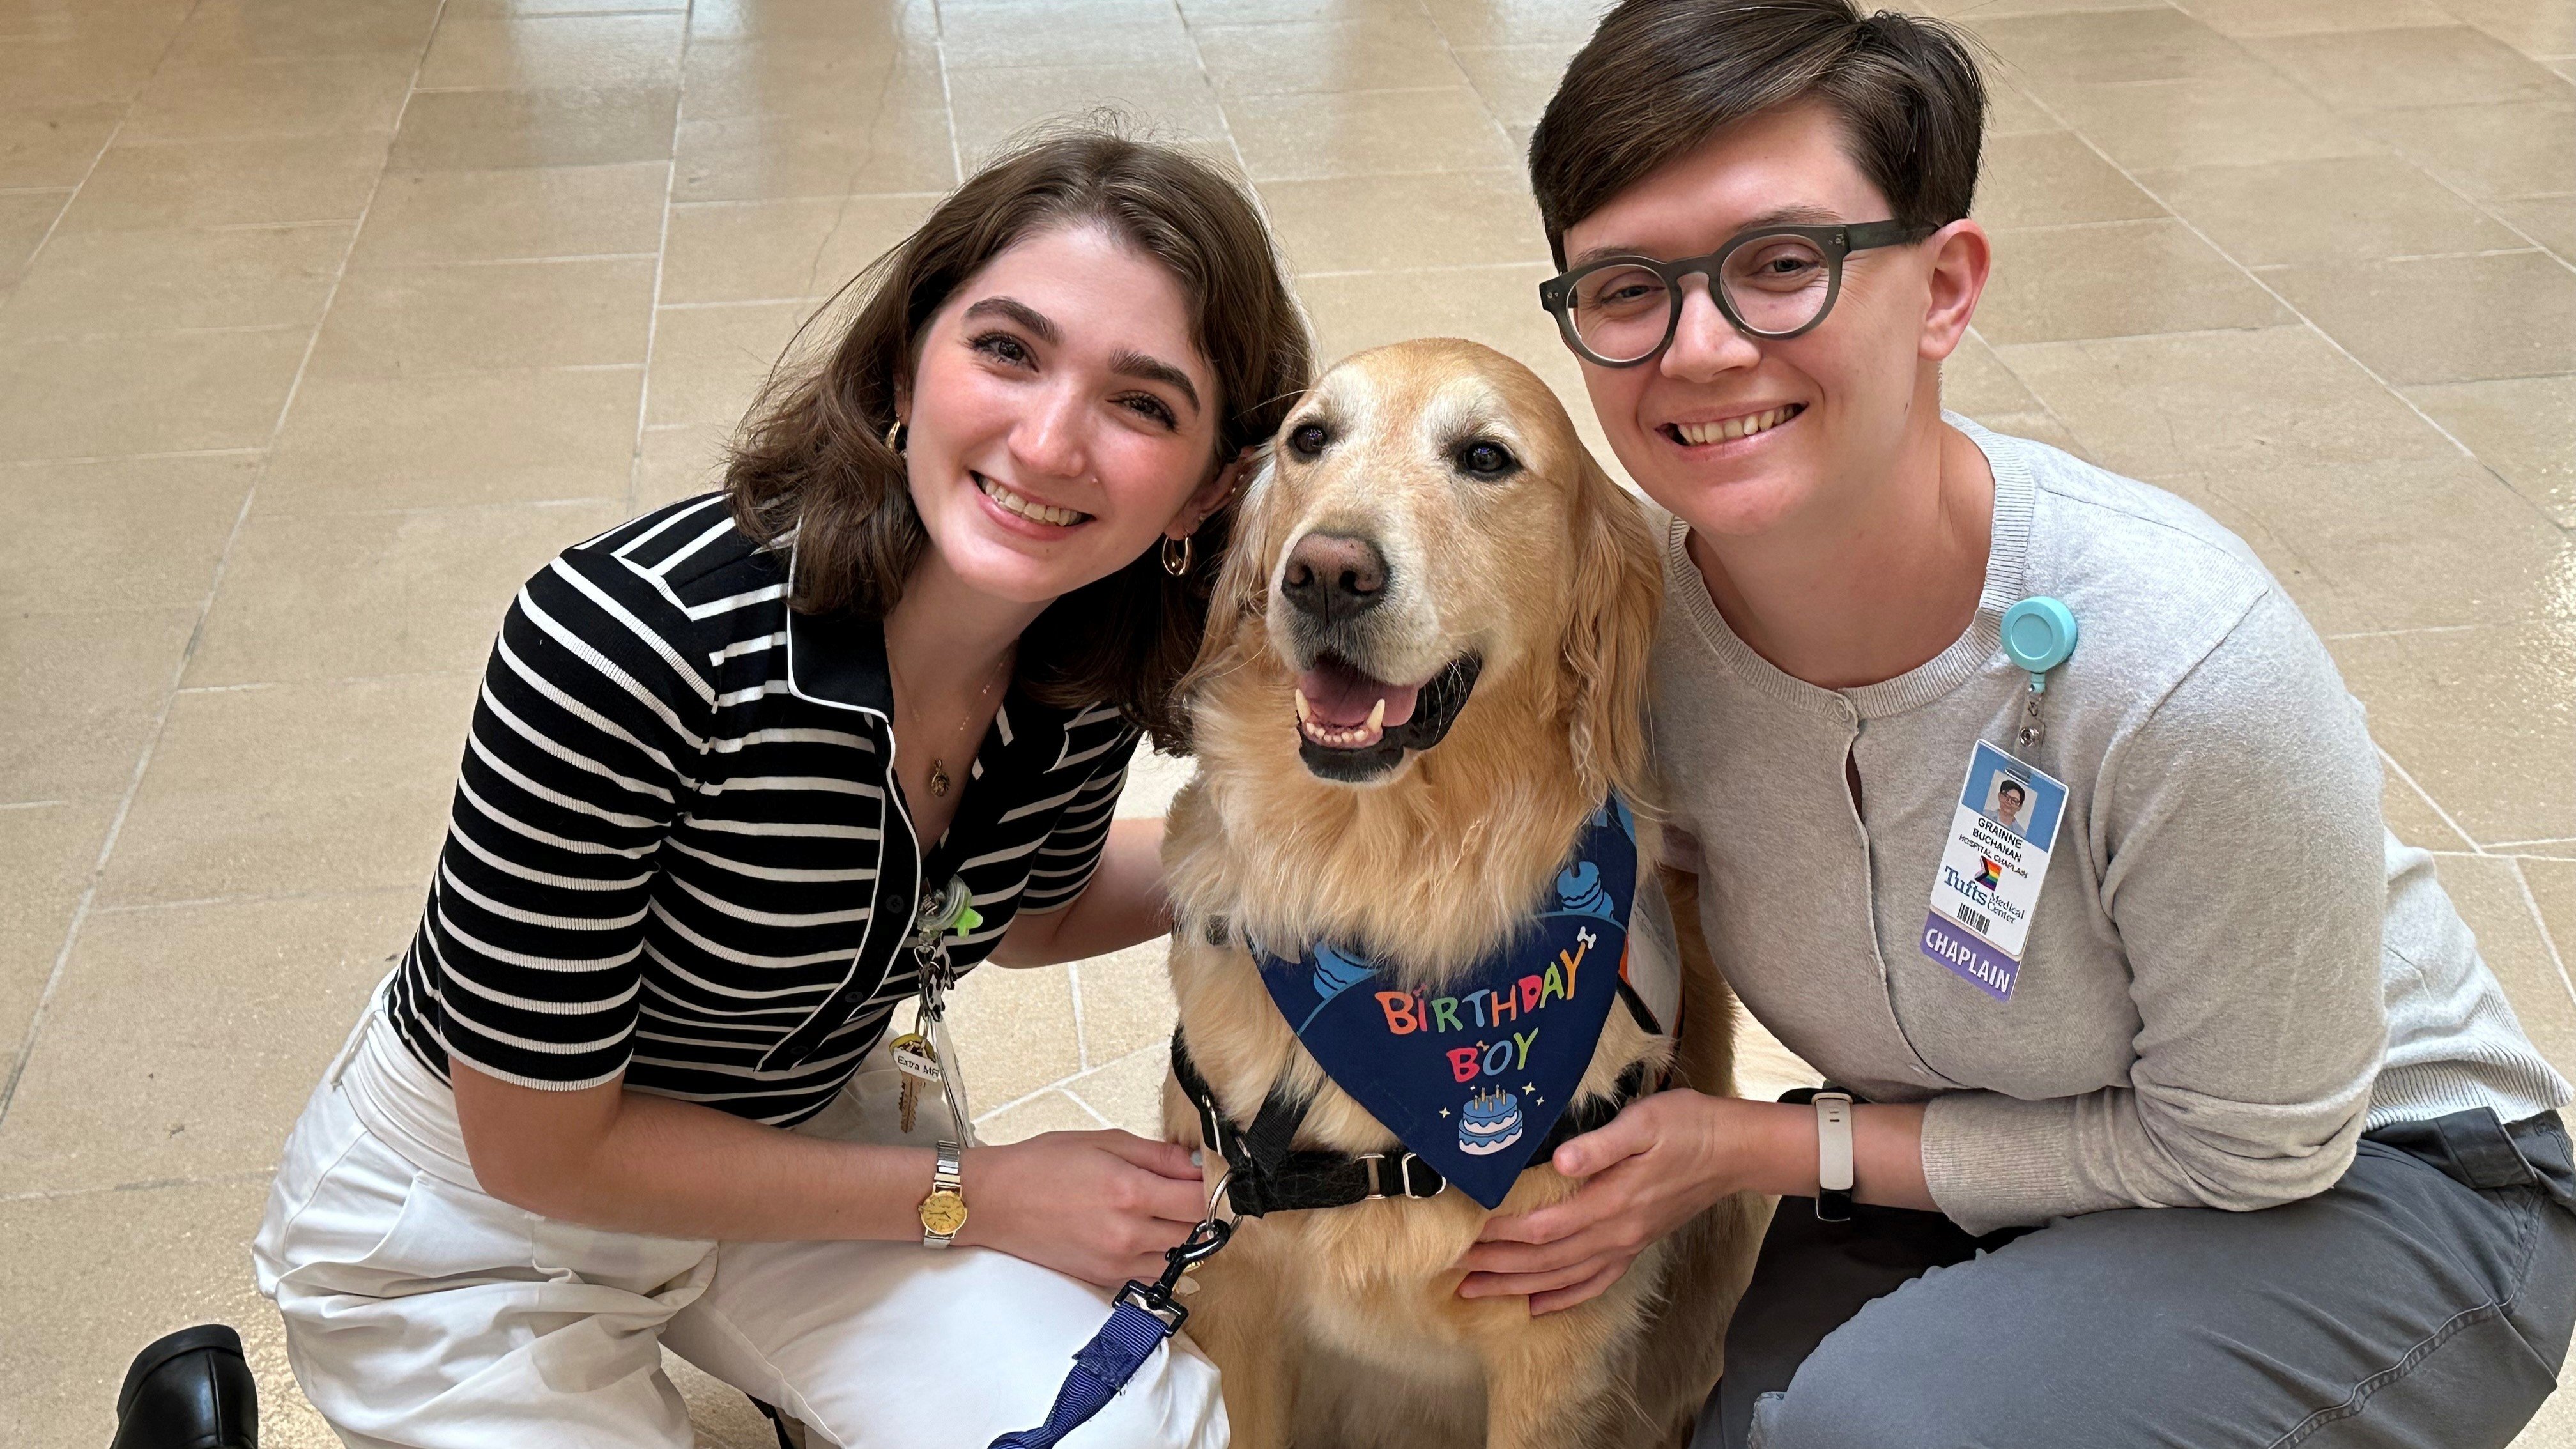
[918,1140,968,1248]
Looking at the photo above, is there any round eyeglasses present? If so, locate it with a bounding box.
[1538,220,1933,367]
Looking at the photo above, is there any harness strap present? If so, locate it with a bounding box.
[1172,1031,1656,1218]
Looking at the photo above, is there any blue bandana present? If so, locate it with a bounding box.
[1251,797,1638,1209]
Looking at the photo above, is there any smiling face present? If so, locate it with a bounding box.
[900,222,1232,606]
[1560,100,1975,542]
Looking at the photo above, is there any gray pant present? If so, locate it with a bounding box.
[1696,1108,2576,1449]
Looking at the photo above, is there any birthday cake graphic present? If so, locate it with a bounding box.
[1457,1087,1525,1156]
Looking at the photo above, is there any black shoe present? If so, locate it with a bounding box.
[111,1324,257,1449]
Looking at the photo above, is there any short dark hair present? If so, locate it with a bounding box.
[1998,781,2026,802]
[726,126,1313,752]
[1528,0,1987,268]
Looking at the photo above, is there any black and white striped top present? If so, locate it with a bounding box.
[387,494,1140,1126]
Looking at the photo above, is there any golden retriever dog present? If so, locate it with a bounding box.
[1159,339,1767,1449]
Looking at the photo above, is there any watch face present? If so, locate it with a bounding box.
[919,1189,969,1237]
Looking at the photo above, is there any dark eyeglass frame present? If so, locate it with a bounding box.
[1538,220,1935,366]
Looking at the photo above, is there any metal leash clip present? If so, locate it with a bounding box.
[1116,1214,1235,1331]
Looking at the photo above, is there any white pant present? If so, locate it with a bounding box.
[252,1004,1227,1449]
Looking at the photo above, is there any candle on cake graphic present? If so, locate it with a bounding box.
[1457,1085,1525,1156]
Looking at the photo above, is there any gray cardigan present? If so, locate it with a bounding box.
[1651,418,2568,1234]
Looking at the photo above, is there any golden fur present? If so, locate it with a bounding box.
[1160,340,1767,1448]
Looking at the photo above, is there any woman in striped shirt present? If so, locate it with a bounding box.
[254,132,1312,1448]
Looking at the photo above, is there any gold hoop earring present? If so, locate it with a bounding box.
[1161,535,1192,577]
[885,418,905,452]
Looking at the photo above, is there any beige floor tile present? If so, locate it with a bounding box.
[1195,17,1470,97]
[0,606,194,802]
[1227,86,1517,181]
[1942,331,2043,417]
[1261,169,1549,274]
[2267,249,2576,386]
[2433,852,2576,1068]
[1976,130,2168,231]
[1970,8,2268,86]
[687,0,938,43]
[1292,261,1572,379]
[2140,153,2527,267]
[123,54,416,142]
[1177,0,1392,21]
[0,326,309,460]
[661,194,933,304]
[388,84,681,171]
[2358,100,2576,202]
[2404,373,2576,526]
[2245,23,2571,109]
[0,890,413,1194]
[1917,0,2171,14]
[1994,325,2454,479]
[266,365,645,512]
[2032,75,2379,171]
[974,1086,1106,1142]
[418,12,685,91]
[633,422,735,512]
[56,132,391,232]
[680,36,947,121]
[1448,42,1582,129]
[942,961,1086,1108]
[0,454,257,615]
[2212,455,2568,632]
[1418,0,1602,46]
[2436,0,2576,56]
[646,300,816,426]
[2183,0,2457,38]
[2331,622,2576,847]
[0,222,351,340]
[351,162,670,266]
[0,800,114,1082]
[945,65,1229,165]
[0,188,64,288]
[2527,857,2576,966]
[1983,75,2064,137]
[0,33,166,110]
[2383,766,2478,851]
[308,257,657,379]
[0,100,124,187]
[185,499,618,686]
[164,0,441,63]
[93,670,477,906]
[673,109,956,202]
[1975,219,2291,345]
[0,1178,337,1449]
[1074,942,1179,1066]
[1067,1041,1172,1135]
[940,6,1199,70]
[2497,197,2576,261]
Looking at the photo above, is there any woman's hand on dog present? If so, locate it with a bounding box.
[957,1130,1208,1288]
[1455,1091,1739,1315]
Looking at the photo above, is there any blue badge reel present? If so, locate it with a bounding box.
[1251,799,1638,1209]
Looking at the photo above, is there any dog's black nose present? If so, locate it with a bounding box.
[1282,532,1387,621]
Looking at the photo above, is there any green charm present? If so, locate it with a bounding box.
[951,903,984,937]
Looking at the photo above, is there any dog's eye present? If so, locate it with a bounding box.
[1455,440,1518,478]
[1286,422,1330,459]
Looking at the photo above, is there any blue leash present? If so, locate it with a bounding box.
[989,1215,1234,1448]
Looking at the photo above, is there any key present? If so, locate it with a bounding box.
[890,1031,940,1135]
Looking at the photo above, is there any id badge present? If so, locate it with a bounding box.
[1919,740,2067,1001]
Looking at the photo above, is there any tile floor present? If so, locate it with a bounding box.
[1,0,2571,1443]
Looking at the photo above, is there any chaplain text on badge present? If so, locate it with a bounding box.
[1920,741,2068,1001]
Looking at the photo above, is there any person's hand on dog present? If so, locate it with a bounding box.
[1455,1090,1735,1315]
[958,1130,1208,1289]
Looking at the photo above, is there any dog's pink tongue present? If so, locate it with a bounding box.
[1298,659,1421,729]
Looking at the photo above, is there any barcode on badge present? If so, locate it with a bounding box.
[1954,902,1991,935]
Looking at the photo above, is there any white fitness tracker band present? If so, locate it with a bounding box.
[1814,1091,1855,1222]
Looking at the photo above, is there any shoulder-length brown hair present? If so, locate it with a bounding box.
[726,126,1313,753]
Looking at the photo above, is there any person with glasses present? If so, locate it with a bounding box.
[1455,4,2576,1447]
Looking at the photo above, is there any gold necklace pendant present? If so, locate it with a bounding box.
[929,757,951,797]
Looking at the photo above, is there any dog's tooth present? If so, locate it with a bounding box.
[1366,697,1386,731]
[1294,689,1312,725]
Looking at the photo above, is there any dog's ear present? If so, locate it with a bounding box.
[1177,446,1282,709]
[1561,449,1662,805]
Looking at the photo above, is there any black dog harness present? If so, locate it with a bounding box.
[1171,1031,1659,1217]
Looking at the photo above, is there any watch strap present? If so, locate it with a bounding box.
[922,1139,966,1248]
[1814,1092,1855,1222]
